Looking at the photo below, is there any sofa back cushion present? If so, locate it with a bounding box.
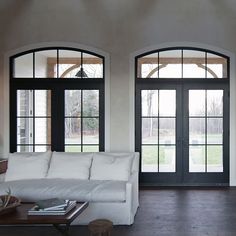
[46,152,93,180]
[90,153,133,181]
[5,152,51,181]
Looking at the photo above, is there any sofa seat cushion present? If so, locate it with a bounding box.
[0,179,126,202]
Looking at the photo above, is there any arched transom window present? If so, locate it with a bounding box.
[137,48,228,79]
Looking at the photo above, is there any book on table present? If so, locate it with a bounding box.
[28,200,77,216]
[34,198,70,211]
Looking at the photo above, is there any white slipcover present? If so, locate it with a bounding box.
[0,152,139,225]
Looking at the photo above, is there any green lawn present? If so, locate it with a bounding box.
[65,145,99,152]
[142,145,222,165]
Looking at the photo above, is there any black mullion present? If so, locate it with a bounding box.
[33,52,35,78]
[81,52,84,78]
[64,116,99,119]
[98,87,104,151]
[33,90,35,152]
[205,90,207,172]
[81,90,83,152]
[190,116,223,119]
[10,88,17,152]
[190,144,223,146]
[18,144,50,146]
[57,50,59,78]
[157,90,160,172]
[181,49,183,78]
[66,144,98,146]
[205,52,207,79]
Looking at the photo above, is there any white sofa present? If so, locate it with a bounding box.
[0,152,139,225]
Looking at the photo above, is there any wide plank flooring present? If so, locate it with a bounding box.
[1,188,236,236]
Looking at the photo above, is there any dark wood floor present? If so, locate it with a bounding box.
[1,188,236,236]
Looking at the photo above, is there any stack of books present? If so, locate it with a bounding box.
[28,198,77,216]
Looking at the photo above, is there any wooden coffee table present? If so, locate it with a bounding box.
[0,202,88,236]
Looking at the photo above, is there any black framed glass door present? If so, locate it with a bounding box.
[182,84,229,185]
[136,83,183,185]
[135,47,229,186]
[136,82,229,186]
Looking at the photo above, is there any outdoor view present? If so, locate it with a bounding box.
[141,89,223,173]
[65,90,99,152]
[16,89,99,152]
[141,90,176,172]
[17,90,51,152]
[189,90,223,172]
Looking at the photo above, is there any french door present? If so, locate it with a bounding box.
[10,47,105,153]
[136,82,229,186]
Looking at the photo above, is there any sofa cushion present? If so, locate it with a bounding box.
[47,152,93,180]
[5,152,51,181]
[0,179,126,202]
[90,153,133,181]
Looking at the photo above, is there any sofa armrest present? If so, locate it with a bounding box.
[127,171,139,212]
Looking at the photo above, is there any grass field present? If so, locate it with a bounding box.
[142,145,222,165]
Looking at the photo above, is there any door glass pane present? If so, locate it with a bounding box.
[189,118,205,145]
[65,90,81,117]
[17,90,33,117]
[17,146,34,152]
[207,90,223,116]
[207,145,223,172]
[17,90,51,151]
[35,50,57,78]
[14,53,33,78]
[183,50,206,78]
[83,90,99,117]
[65,118,81,144]
[83,53,103,78]
[35,90,51,116]
[159,145,175,172]
[207,53,227,78]
[58,50,81,78]
[17,118,33,145]
[142,146,158,172]
[141,90,158,116]
[83,145,99,152]
[65,89,100,152]
[189,90,205,116]
[137,53,159,78]
[35,118,51,144]
[35,146,51,152]
[83,118,99,144]
[189,145,205,172]
[159,90,176,116]
[142,118,158,144]
[159,50,182,78]
[207,118,223,144]
[159,118,175,144]
[65,145,81,152]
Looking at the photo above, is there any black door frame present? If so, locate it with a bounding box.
[10,79,105,152]
[136,79,229,186]
[182,82,229,185]
[9,47,105,153]
[135,80,183,185]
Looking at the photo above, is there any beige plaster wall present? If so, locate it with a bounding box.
[0,0,236,183]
